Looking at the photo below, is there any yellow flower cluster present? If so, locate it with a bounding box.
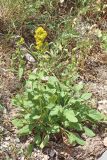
[34,27,48,50]
[17,37,25,45]
[19,37,25,44]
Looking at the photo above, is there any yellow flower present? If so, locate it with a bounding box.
[36,41,43,50]
[34,27,48,50]
[19,37,25,45]
[35,27,47,38]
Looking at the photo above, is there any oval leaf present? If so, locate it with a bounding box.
[84,126,95,137]
[40,135,49,149]
[64,109,78,122]
[81,93,92,101]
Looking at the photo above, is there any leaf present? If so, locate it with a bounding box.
[49,105,62,116]
[27,143,34,155]
[74,82,84,92]
[70,123,83,131]
[81,93,92,101]
[60,91,65,97]
[84,126,95,137]
[37,72,44,79]
[18,125,31,135]
[0,104,4,110]
[63,109,78,122]
[23,100,33,108]
[46,88,56,94]
[48,95,57,104]
[68,133,76,144]
[40,135,49,149]
[48,76,59,86]
[82,0,89,5]
[68,132,85,145]
[34,95,40,100]
[63,121,69,127]
[34,134,41,145]
[32,115,40,120]
[88,110,103,121]
[51,125,60,133]
[46,103,55,109]
[18,66,24,80]
[29,74,37,80]
[59,83,68,90]
[12,119,26,128]
[75,136,85,145]
[25,114,31,120]
[68,98,77,104]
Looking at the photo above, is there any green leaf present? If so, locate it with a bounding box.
[0,104,4,110]
[32,115,40,120]
[88,110,103,121]
[37,71,44,79]
[27,143,34,155]
[29,74,36,80]
[75,136,85,145]
[23,100,34,108]
[74,82,84,92]
[40,135,49,149]
[68,133,76,144]
[48,76,59,86]
[49,95,57,104]
[68,98,77,104]
[18,125,31,135]
[34,95,40,100]
[84,126,95,137]
[12,119,26,128]
[59,83,68,90]
[68,133,85,145]
[70,123,83,131]
[25,114,31,120]
[46,103,55,109]
[63,121,69,127]
[81,93,92,101]
[63,109,78,122]
[46,87,56,94]
[34,134,41,145]
[49,105,62,116]
[51,125,60,133]
[60,91,65,97]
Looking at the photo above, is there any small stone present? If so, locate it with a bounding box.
[2,142,9,148]
[43,155,49,160]
[20,156,25,160]
[5,136,10,141]
[98,100,107,114]
[25,53,35,62]
[60,0,64,3]
[8,146,12,151]
[98,150,107,160]
[15,138,20,143]
[103,137,107,147]
[49,149,56,157]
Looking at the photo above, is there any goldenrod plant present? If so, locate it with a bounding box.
[0,0,105,155]
[12,68,104,151]
[34,27,48,50]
